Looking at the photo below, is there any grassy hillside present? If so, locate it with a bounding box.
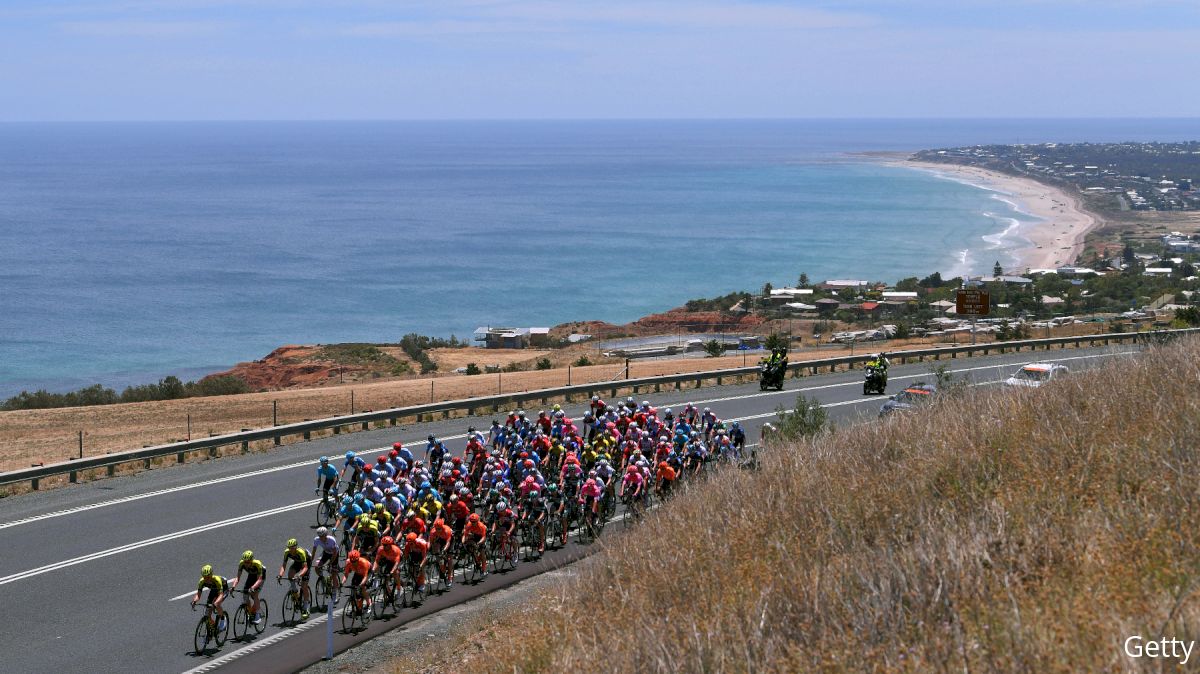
[390,340,1200,673]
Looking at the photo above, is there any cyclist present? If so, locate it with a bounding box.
[461,513,489,579]
[371,502,394,535]
[340,549,372,614]
[334,495,363,551]
[277,538,311,620]
[232,550,266,625]
[425,435,447,473]
[353,513,381,556]
[655,459,677,498]
[340,451,366,494]
[401,532,429,593]
[191,565,231,631]
[520,487,548,554]
[311,526,341,597]
[619,465,645,516]
[729,422,746,453]
[428,515,455,587]
[373,535,403,587]
[315,456,339,499]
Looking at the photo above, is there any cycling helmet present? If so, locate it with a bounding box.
[241,550,254,561]
[588,470,597,478]
[348,550,361,561]
[523,459,534,469]
[704,407,711,413]
[381,535,394,546]
[641,400,649,408]
[286,538,298,547]
[441,469,452,478]
[393,442,403,450]
[377,456,387,464]
[546,483,559,492]
[201,564,213,576]
[517,409,525,416]
[389,450,399,459]
[627,465,638,473]
[428,434,436,442]
[406,533,417,543]
[345,451,355,460]
[469,513,480,522]
[319,456,329,464]
[374,503,384,512]
[420,481,432,490]
[341,496,353,506]
[317,527,329,536]
[496,500,508,511]
[523,475,535,483]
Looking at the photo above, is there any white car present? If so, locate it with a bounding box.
[1004,362,1069,388]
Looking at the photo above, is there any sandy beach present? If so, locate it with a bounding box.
[900,159,1103,272]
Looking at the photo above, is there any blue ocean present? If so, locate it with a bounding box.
[2,118,1197,396]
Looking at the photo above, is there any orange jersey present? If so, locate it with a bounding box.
[656,463,676,482]
[463,520,487,540]
[376,543,402,564]
[430,523,453,544]
[403,537,429,558]
[344,556,371,577]
[401,517,427,536]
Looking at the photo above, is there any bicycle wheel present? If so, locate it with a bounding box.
[216,611,229,646]
[253,599,269,634]
[360,595,373,627]
[503,537,518,571]
[371,579,388,619]
[316,499,335,527]
[282,590,298,625]
[194,618,210,654]
[340,595,355,632]
[232,604,249,640]
[313,577,328,611]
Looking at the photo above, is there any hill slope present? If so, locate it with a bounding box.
[388,340,1200,673]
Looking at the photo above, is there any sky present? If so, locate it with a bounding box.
[1,0,1198,120]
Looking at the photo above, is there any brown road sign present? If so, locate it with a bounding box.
[956,288,990,316]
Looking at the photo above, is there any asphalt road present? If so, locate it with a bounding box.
[0,345,1137,674]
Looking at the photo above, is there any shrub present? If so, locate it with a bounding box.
[703,339,726,357]
[535,358,553,370]
[573,356,592,367]
[772,395,828,441]
[464,363,482,375]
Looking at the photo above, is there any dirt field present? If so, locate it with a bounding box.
[0,326,1111,475]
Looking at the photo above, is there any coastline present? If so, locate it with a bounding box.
[887,157,1103,272]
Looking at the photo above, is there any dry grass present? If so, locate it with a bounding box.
[388,337,1200,673]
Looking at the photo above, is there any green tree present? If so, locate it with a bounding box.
[993,260,1004,276]
[895,277,920,292]
[764,333,788,351]
[919,272,945,288]
[464,363,482,375]
[797,272,810,288]
[703,339,726,357]
[535,357,553,370]
[573,355,592,367]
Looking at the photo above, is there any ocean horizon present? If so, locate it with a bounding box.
[3,118,1198,397]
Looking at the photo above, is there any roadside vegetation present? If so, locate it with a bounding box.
[2,375,248,411]
[389,339,1200,673]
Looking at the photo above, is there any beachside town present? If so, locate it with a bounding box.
[914,142,1200,212]
[473,230,1200,359]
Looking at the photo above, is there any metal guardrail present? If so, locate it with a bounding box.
[3,328,1195,490]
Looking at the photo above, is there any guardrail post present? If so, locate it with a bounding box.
[69,470,77,483]
[177,452,185,464]
[107,465,116,477]
[31,478,38,490]
[674,381,681,390]
[654,383,661,392]
[143,458,151,469]
[362,421,369,431]
[333,425,340,435]
[304,430,311,440]
[695,377,702,388]
[274,435,281,446]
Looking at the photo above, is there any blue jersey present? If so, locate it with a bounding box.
[338,504,363,529]
[317,464,339,480]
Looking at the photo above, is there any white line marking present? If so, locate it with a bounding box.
[0,349,1133,532]
[169,591,194,602]
[0,499,318,587]
[181,609,332,674]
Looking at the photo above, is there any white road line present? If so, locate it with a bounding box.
[0,433,468,531]
[182,609,332,674]
[0,499,318,587]
[169,591,195,602]
[0,349,1133,532]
